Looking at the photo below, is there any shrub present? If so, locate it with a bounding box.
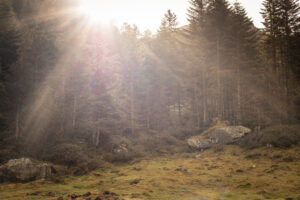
[238,125,300,149]
[130,130,188,155]
[43,143,87,166]
[41,143,101,175]
[213,144,224,153]
[103,151,141,163]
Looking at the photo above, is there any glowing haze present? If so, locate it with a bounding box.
[78,0,263,32]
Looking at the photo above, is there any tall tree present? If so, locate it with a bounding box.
[0,0,19,137]
[230,2,259,124]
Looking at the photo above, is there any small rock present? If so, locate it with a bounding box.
[207,165,219,170]
[98,181,103,185]
[103,190,110,195]
[57,196,64,200]
[195,154,203,158]
[130,179,141,185]
[40,178,46,184]
[282,157,294,162]
[285,198,293,200]
[82,192,91,197]
[143,192,151,197]
[27,191,41,196]
[68,194,81,199]
[175,166,187,172]
[238,182,251,188]
[93,173,102,177]
[45,192,56,197]
[273,154,282,159]
[266,144,273,148]
[111,192,118,196]
[264,168,275,173]
[132,167,142,171]
[236,169,244,173]
[271,165,279,169]
[245,153,261,159]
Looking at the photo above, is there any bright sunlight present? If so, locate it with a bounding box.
[77,0,189,32]
[78,0,120,23]
[77,0,263,32]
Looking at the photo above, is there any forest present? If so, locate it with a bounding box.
[0,0,300,199]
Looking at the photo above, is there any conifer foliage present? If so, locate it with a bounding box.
[0,0,299,163]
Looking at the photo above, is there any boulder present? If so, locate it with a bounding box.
[0,158,53,182]
[187,138,215,149]
[113,145,128,154]
[217,126,251,139]
[187,125,251,150]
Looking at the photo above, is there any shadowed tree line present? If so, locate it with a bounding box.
[0,0,299,164]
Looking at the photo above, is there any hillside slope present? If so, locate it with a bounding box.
[1,145,300,200]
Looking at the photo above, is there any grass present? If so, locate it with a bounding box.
[1,145,300,200]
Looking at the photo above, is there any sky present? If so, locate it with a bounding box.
[79,0,264,33]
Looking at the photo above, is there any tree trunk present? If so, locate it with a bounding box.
[72,95,77,129]
[236,39,241,125]
[194,83,200,129]
[60,70,66,135]
[146,88,150,129]
[15,105,20,140]
[177,83,182,126]
[130,80,135,135]
[216,29,222,120]
[93,127,100,146]
[202,72,207,126]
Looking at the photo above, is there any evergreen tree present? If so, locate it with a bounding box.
[230,2,259,124]
[159,9,179,34]
[0,0,19,136]
[261,0,300,122]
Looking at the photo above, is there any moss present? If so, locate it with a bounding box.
[1,145,300,200]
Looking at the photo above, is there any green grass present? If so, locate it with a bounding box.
[1,145,300,200]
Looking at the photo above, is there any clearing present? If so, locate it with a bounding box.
[1,145,300,200]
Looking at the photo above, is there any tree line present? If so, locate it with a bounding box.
[0,0,299,158]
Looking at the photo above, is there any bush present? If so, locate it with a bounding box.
[164,127,200,140]
[238,125,300,149]
[103,151,141,163]
[43,143,87,166]
[41,143,101,175]
[213,144,224,153]
[129,130,188,155]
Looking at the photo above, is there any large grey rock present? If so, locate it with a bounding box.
[187,126,251,150]
[113,145,128,154]
[187,138,215,149]
[217,126,251,139]
[0,158,53,182]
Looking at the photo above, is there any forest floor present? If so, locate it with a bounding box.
[1,145,300,200]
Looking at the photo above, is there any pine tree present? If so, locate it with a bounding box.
[230,2,259,124]
[203,0,232,121]
[0,0,20,137]
[158,9,179,43]
[279,0,299,122]
[0,1,19,75]
[261,0,300,122]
